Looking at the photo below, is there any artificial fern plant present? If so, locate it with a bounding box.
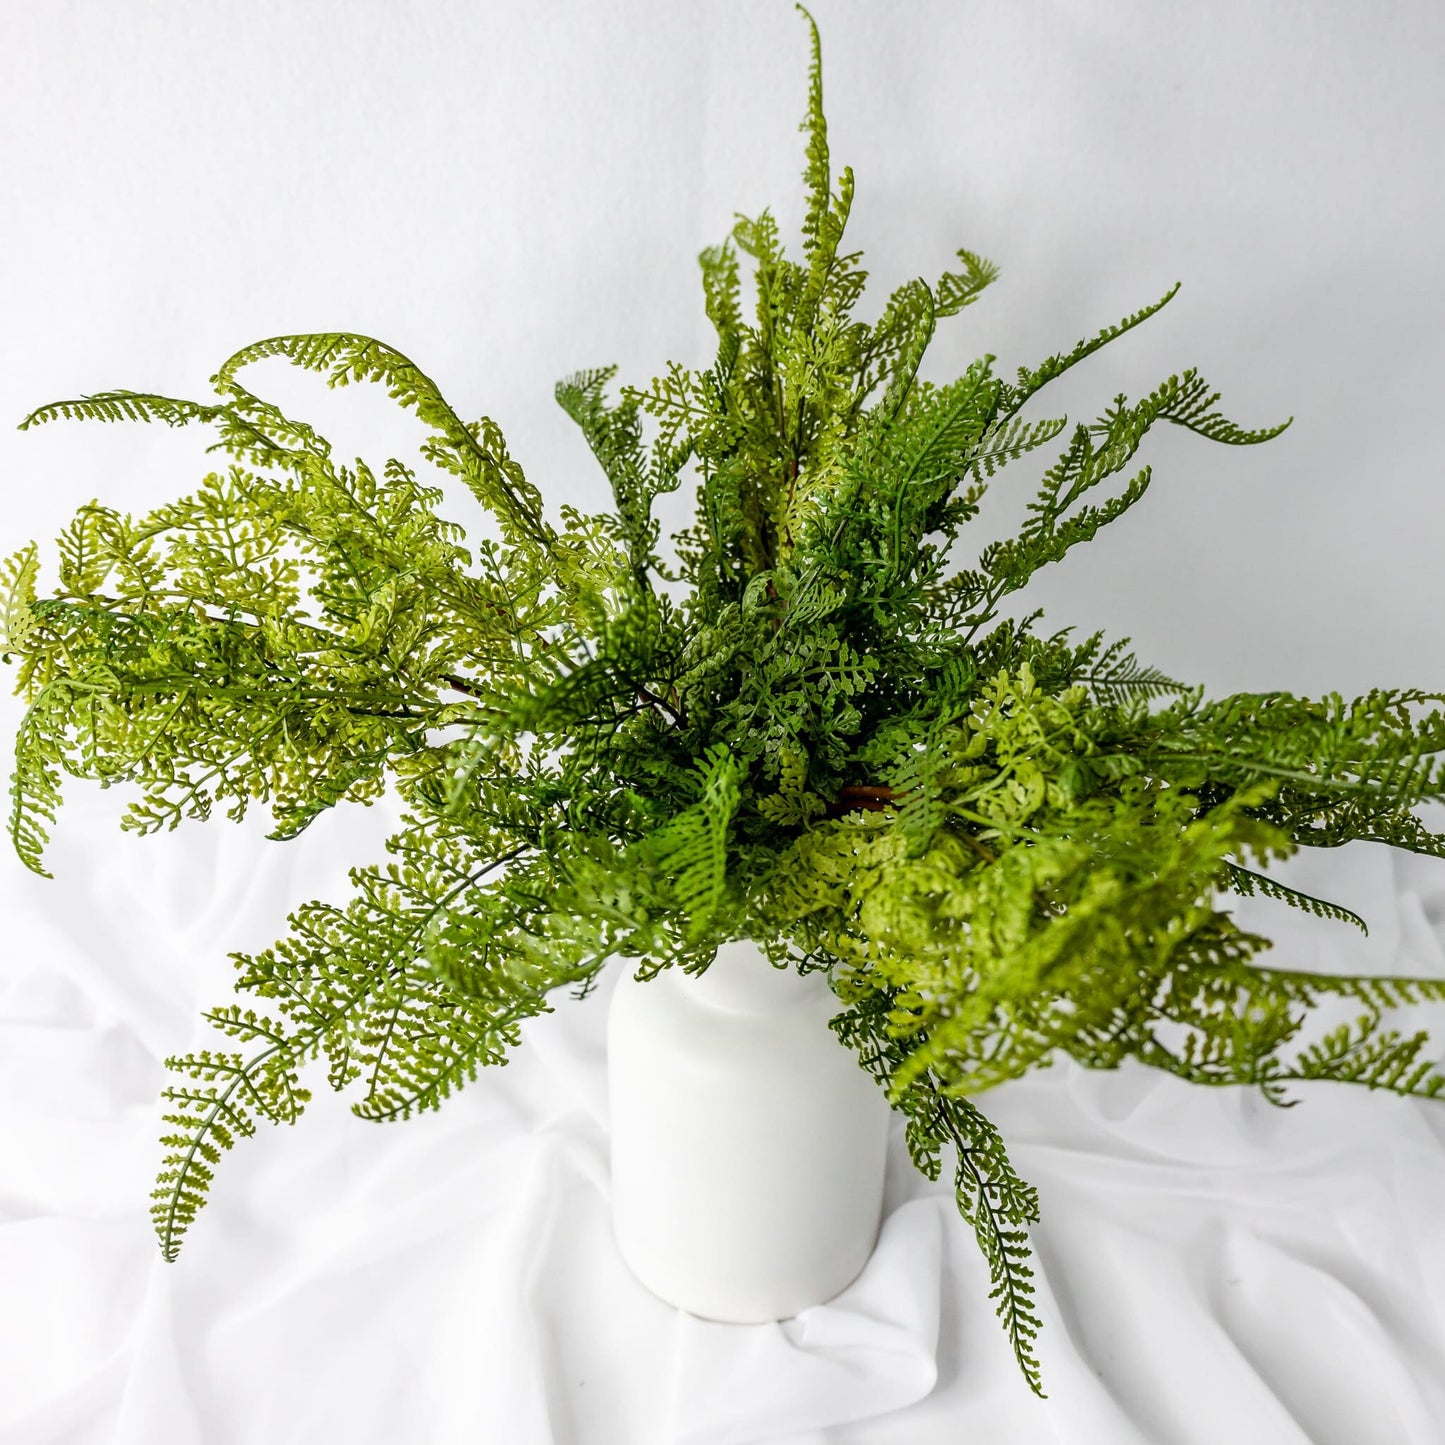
[6,7,1445,1398]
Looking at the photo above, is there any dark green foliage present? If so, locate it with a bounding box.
[7,4,1445,1397]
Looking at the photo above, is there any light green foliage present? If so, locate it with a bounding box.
[7,3,1445,1397]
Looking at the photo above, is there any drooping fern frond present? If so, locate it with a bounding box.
[829,983,1045,1395]
[19,389,314,471]
[148,811,612,1257]
[1222,861,1369,933]
[937,1089,1045,1397]
[21,390,228,431]
[152,1032,311,1262]
[1147,367,1293,446]
[8,684,66,877]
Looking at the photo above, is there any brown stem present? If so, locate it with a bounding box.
[831,784,897,815]
[635,685,684,727]
[440,674,509,718]
[443,672,484,699]
[781,454,801,551]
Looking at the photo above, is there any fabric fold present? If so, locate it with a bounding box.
[663,1197,943,1445]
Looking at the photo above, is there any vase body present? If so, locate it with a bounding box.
[607,939,892,1322]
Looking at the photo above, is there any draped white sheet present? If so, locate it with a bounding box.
[4,792,1445,1445]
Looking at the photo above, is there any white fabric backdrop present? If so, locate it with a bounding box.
[4,3,1445,1441]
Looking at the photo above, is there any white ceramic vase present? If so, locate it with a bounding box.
[608,938,893,1322]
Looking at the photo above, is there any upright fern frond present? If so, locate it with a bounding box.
[556,365,688,583]
[795,3,834,264]
[0,544,39,656]
[933,249,1001,318]
[1000,283,1181,416]
[644,743,744,938]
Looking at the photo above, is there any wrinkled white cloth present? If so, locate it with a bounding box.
[4,792,1445,1444]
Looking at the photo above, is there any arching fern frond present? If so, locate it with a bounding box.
[19,389,299,469]
[152,1024,313,1262]
[1222,861,1369,934]
[1151,367,1292,446]
[213,332,551,549]
[933,248,1000,318]
[21,390,226,431]
[999,282,1181,415]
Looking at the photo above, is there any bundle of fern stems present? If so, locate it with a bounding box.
[7,11,1445,1397]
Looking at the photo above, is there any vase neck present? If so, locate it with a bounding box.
[685,938,823,1014]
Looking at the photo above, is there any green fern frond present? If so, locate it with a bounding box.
[966,414,1068,481]
[795,3,834,264]
[644,743,744,938]
[933,248,1001,318]
[875,279,937,425]
[151,1040,310,1261]
[54,507,116,596]
[0,543,39,656]
[1151,367,1291,445]
[20,390,228,431]
[932,1087,1045,1397]
[1284,1017,1445,1099]
[557,365,688,582]
[757,744,826,827]
[1068,635,1187,703]
[214,333,551,549]
[8,684,66,876]
[1222,861,1368,933]
[1001,283,1181,414]
[19,389,300,469]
